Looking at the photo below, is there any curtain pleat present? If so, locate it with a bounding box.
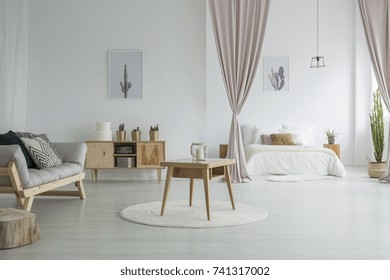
[209,0,271,182]
[0,0,28,132]
[358,0,390,182]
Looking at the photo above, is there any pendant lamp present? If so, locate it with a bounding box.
[311,0,325,68]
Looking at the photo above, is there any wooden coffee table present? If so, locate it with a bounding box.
[160,158,236,220]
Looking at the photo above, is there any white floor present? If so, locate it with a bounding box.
[1,166,390,260]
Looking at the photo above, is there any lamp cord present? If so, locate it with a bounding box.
[316,0,319,57]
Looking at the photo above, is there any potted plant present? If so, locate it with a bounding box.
[149,124,159,141]
[116,123,126,141]
[131,127,141,141]
[325,129,338,144]
[367,88,386,178]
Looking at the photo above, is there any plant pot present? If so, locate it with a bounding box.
[149,131,159,141]
[367,162,387,178]
[116,130,126,141]
[131,131,141,141]
[328,137,335,144]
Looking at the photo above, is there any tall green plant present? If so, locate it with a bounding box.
[369,88,385,163]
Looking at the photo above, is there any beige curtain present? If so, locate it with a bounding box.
[358,0,390,181]
[209,0,271,182]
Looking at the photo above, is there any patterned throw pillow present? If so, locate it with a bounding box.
[16,132,50,143]
[20,137,62,169]
[271,133,295,145]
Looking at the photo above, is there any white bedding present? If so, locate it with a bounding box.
[245,144,347,177]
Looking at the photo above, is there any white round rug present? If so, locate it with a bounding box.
[119,200,268,228]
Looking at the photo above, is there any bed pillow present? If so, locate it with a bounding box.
[260,134,272,145]
[254,126,282,144]
[271,133,295,145]
[20,137,62,169]
[282,124,314,145]
[0,130,37,168]
[241,124,257,146]
[280,129,309,145]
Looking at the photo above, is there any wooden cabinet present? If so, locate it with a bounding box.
[85,141,166,181]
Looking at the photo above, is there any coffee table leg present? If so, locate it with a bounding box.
[189,177,194,206]
[161,166,174,216]
[224,165,235,210]
[202,168,211,220]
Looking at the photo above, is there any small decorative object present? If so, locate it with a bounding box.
[131,127,141,141]
[149,124,159,141]
[92,122,112,141]
[116,123,126,141]
[325,129,338,144]
[190,143,207,161]
[264,56,289,91]
[367,88,386,178]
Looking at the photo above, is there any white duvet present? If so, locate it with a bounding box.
[245,144,347,177]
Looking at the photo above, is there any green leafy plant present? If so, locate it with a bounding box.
[118,123,125,131]
[325,128,339,144]
[150,124,159,131]
[325,129,338,139]
[132,127,139,132]
[369,88,385,163]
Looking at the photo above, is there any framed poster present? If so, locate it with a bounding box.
[108,50,143,99]
[264,56,289,91]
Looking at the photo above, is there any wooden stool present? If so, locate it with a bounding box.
[0,208,40,249]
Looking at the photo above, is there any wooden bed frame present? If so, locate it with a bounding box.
[0,161,86,211]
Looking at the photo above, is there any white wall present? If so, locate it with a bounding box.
[26,0,206,179]
[206,0,372,166]
[24,0,374,180]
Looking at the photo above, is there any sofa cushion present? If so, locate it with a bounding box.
[20,137,62,169]
[26,163,83,189]
[0,130,37,168]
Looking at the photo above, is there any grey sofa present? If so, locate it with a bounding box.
[0,142,87,211]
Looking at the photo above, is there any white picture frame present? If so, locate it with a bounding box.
[264,56,289,92]
[108,50,143,100]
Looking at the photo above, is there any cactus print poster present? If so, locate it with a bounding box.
[264,56,289,92]
[108,50,143,99]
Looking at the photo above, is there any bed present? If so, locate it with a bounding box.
[241,123,347,177]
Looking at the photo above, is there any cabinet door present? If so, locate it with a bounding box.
[85,142,114,168]
[137,142,165,168]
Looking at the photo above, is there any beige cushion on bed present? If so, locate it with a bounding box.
[271,133,295,145]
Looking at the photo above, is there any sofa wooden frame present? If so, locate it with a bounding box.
[0,161,86,211]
